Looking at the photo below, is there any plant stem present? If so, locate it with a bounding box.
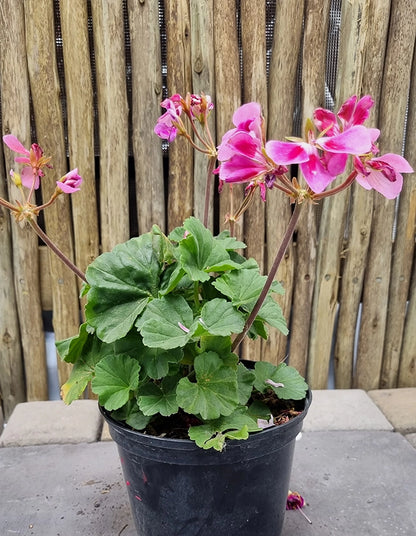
[203,156,216,228]
[231,201,303,353]
[28,217,87,283]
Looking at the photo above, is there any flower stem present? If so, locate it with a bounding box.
[203,156,216,227]
[28,218,87,283]
[231,201,303,353]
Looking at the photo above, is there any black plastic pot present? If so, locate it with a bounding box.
[101,390,311,536]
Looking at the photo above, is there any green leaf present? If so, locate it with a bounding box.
[252,296,288,336]
[213,268,270,307]
[91,354,140,411]
[178,217,231,281]
[56,323,90,364]
[176,352,239,420]
[138,344,183,379]
[253,361,308,400]
[60,332,113,404]
[137,376,179,416]
[188,406,261,451]
[85,233,164,343]
[197,298,245,337]
[139,295,195,349]
[237,362,256,405]
[214,230,247,250]
[111,400,151,431]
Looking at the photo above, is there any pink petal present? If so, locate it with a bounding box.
[265,140,309,165]
[336,95,358,125]
[313,108,337,134]
[318,125,372,155]
[339,95,374,126]
[300,153,335,193]
[374,153,413,173]
[14,156,31,164]
[3,134,30,155]
[324,152,348,176]
[356,169,403,199]
[218,155,266,183]
[21,167,40,189]
[232,102,262,128]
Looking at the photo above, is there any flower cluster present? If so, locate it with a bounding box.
[1,135,85,281]
[155,93,412,216]
[215,95,412,203]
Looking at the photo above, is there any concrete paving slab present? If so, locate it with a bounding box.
[303,390,393,432]
[283,431,416,535]
[1,431,415,535]
[0,442,136,536]
[368,388,416,434]
[0,400,103,447]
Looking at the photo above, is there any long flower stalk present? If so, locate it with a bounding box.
[28,218,87,283]
[231,201,303,352]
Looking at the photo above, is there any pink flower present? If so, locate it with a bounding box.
[56,168,83,193]
[154,94,183,142]
[3,134,52,189]
[314,95,375,134]
[187,94,214,122]
[354,153,413,199]
[217,103,308,200]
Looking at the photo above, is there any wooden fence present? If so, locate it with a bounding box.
[1,0,416,421]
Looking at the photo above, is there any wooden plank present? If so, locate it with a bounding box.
[213,0,243,237]
[265,0,305,367]
[165,0,193,230]
[0,0,48,403]
[24,0,80,386]
[190,0,215,230]
[128,0,165,234]
[381,16,416,387]
[334,0,390,388]
[355,0,416,389]
[297,0,331,389]
[239,0,267,362]
[240,0,266,272]
[60,0,99,274]
[0,137,26,416]
[393,37,416,388]
[90,0,129,251]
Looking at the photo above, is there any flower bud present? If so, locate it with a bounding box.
[56,168,82,194]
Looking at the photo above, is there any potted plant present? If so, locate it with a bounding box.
[1,93,412,536]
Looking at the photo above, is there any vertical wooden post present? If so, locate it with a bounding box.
[165,0,193,230]
[60,0,100,275]
[90,0,129,251]
[267,0,306,369]
[356,0,416,389]
[190,0,215,230]
[334,0,391,388]
[24,0,80,386]
[128,0,166,234]
[0,0,48,403]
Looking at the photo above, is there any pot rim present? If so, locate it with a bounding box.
[100,389,312,454]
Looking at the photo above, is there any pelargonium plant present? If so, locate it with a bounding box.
[1,93,412,451]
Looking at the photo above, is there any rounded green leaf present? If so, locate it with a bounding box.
[91,354,140,411]
[176,352,239,420]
